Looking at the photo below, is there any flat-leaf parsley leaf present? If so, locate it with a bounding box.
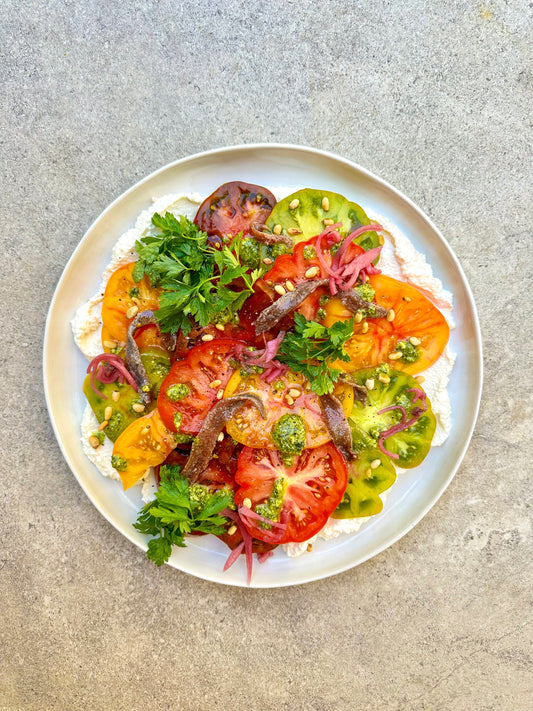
[132,213,260,335]
[277,313,354,395]
[133,465,234,566]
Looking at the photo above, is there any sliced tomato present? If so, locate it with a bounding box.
[101,262,162,349]
[194,181,276,238]
[157,339,241,434]
[223,370,330,449]
[112,409,176,490]
[323,274,450,374]
[234,444,348,544]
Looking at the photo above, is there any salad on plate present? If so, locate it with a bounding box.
[72,181,455,583]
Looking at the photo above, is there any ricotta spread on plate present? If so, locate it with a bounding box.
[72,189,456,547]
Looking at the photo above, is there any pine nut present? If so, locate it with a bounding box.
[217,432,224,442]
[210,379,222,389]
[126,305,139,320]
[103,340,117,350]
[285,394,294,405]
[217,389,224,400]
[389,351,403,360]
[243,498,252,509]
[305,266,320,278]
[321,197,329,211]
[378,374,390,384]
[288,227,302,236]
[273,224,282,235]
[274,284,286,296]
[263,257,273,265]
[215,323,225,331]
[415,375,426,384]
[409,336,421,346]
[132,403,145,413]
[104,406,113,421]
[354,311,363,323]
[365,379,375,390]
[201,334,214,342]
[323,218,334,226]
[370,459,381,469]
[387,309,395,322]
[288,388,301,398]
[403,296,412,302]
[98,420,108,431]
[289,199,300,210]
[89,435,101,449]
[285,280,295,292]
[227,525,237,536]
[307,543,313,552]
[361,322,369,333]
[365,469,372,477]
[112,390,120,402]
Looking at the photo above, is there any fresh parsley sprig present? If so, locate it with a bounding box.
[133,465,234,566]
[277,313,354,396]
[132,213,260,335]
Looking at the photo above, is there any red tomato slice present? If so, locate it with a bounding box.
[323,274,450,374]
[194,181,276,238]
[263,236,366,322]
[157,339,241,433]
[234,445,348,544]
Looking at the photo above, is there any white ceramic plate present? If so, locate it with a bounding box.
[44,144,482,587]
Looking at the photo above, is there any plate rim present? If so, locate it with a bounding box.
[43,142,483,587]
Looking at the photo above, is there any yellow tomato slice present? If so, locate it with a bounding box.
[323,274,450,374]
[112,409,176,490]
[224,371,330,449]
[101,262,162,350]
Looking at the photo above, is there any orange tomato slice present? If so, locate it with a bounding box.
[101,262,162,350]
[112,409,176,490]
[323,274,449,374]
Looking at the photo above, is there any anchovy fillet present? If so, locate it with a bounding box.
[319,392,354,461]
[183,393,267,483]
[125,310,176,404]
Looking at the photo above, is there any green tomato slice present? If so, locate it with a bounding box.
[266,188,380,252]
[348,367,436,468]
[332,448,396,519]
[83,348,170,442]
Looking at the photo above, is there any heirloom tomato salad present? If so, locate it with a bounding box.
[75,182,453,583]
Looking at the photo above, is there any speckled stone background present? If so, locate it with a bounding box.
[1,1,531,709]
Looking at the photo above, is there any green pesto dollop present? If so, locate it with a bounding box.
[256,477,287,525]
[316,308,326,321]
[128,286,140,298]
[173,412,183,430]
[241,237,260,268]
[111,455,128,472]
[174,432,195,444]
[303,245,316,260]
[105,413,126,441]
[396,340,421,364]
[354,283,376,303]
[271,414,306,455]
[166,383,190,402]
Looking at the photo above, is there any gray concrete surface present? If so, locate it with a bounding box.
[1,1,531,709]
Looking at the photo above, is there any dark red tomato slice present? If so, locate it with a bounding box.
[234,444,348,544]
[157,339,241,434]
[194,181,276,239]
